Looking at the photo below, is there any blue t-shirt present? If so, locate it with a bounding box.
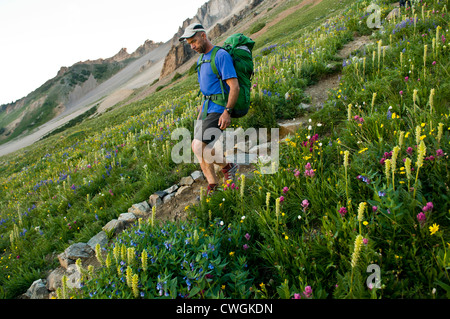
[198,47,237,114]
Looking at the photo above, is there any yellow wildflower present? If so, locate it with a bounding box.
[358,148,368,154]
[429,223,439,235]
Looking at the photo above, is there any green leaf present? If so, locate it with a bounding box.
[435,280,450,298]
[276,279,291,299]
[188,285,201,298]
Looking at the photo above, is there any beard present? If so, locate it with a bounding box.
[196,42,207,54]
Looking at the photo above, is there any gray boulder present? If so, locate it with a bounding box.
[87,231,109,250]
[25,279,49,299]
[102,219,125,236]
[118,212,137,226]
[58,243,94,269]
[128,201,151,217]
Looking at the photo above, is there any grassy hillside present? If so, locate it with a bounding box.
[0,57,138,145]
[0,0,449,299]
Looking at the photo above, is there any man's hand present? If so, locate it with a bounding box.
[218,77,239,130]
[218,110,231,130]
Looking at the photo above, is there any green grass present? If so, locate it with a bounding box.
[248,0,356,50]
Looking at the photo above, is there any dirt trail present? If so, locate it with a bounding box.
[155,164,257,222]
[304,35,372,108]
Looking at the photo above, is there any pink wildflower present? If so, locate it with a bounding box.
[303,286,313,298]
[302,199,310,210]
[417,212,426,227]
[304,169,315,177]
[338,207,347,217]
[422,202,433,212]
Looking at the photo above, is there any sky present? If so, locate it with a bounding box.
[0,0,206,105]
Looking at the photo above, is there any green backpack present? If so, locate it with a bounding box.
[197,33,255,119]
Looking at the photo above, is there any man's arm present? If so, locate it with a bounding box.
[197,105,202,120]
[225,77,240,111]
[218,77,239,130]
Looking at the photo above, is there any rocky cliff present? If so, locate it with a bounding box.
[74,40,163,66]
[160,0,264,78]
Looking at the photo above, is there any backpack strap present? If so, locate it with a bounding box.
[209,47,227,101]
[197,46,228,120]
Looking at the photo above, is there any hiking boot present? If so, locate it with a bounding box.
[222,163,239,184]
[207,184,218,196]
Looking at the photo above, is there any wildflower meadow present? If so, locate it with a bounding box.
[0,0,449,300]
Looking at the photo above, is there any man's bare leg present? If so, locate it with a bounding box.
[191,139,227,186]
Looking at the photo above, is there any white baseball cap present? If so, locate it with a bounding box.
[179,23,206,42]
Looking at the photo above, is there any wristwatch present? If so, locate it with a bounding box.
[226,108,233,114]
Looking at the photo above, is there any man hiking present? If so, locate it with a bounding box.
[179,23,239,195]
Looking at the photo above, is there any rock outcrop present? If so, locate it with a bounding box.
[75,40,163,66]
[160,0,264,78]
